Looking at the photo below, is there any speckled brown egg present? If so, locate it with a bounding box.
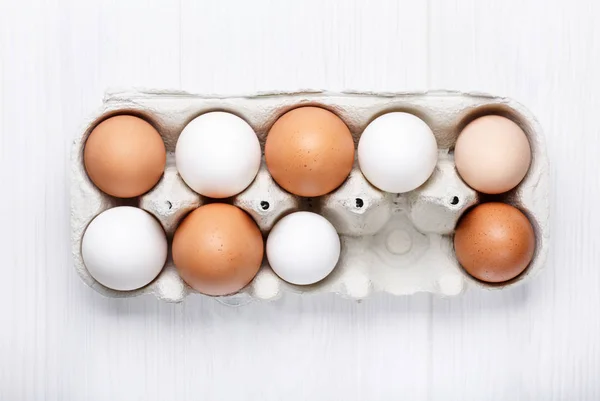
[172,203,264,296]
[84,115,166,198]
[265,106,355,197]
[454,202,535,283]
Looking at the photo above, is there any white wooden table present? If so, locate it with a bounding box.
[1,0,598,399]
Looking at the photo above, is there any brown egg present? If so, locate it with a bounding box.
[84,115,166,198]
[172,203,264,296]
[454,202,535,283]
[265,106,355,197]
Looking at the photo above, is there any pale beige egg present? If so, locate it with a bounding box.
[455,115,531,194]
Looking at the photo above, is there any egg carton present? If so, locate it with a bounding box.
[70,89,549,305]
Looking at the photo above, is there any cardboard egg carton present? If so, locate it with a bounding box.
[70,89,549,305]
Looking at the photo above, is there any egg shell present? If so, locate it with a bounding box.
[81,206,168,291]
[84,115,166,198]
[358,112,438,193]
[454,203,536,283]
[265,106,355,197]
[267,211,341,285]
[455,115,532,194]
[71,90,549,303]
[176,111,261,198]
[172,203,264,296]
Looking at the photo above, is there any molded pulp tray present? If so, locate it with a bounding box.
[70,90,549,305]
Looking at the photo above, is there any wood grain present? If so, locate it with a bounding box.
[429,1,600,399]
[0,0,598,399]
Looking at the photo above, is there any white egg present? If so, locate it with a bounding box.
[266,211,340,285]
[176,111,261,198]
[81,206,168,291]
[358,112,438,193]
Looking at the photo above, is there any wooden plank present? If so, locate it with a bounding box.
[0,0,432,399]
[180,0,429,94]
[429,1,600,399]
